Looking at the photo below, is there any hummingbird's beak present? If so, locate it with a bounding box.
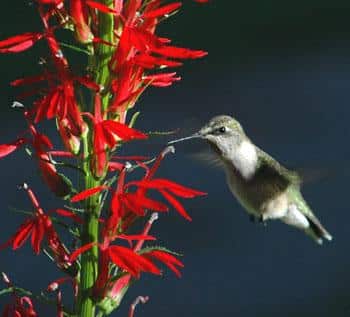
[167,132,202,145]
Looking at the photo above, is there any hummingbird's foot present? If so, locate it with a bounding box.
[258,215,267,227]
[249,215,257,223]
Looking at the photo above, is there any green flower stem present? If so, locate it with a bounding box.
[78,135,101,317]
[93,0,115,112]
[78,2,115,316]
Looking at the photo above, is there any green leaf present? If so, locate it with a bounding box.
[138,245,182,257]
[59,42,91,55]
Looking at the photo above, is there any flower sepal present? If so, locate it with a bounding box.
[96,274,131,315]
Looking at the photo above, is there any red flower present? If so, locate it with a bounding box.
[70,234,159,279]
[26,113,73,198]
[33,78,85,136]
[57,118,81,154]
[1,273,38,317]
[1,184,71,270]
[2,295,38,317]
[90,94,147,177]
[0,112,72,197]
[106,1,207,119]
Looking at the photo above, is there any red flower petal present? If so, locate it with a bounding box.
[153,45,208,59]
[144,72,181,87]
[0,138,25,158]
[124,192,169,215]
[31,217,45,254]
[53,209,83,224]
[134,54,182,69]
[71,185,109,202]
[102,121,147,141]
[159,189,192,221]
[69,242,96,262]
[86,0,119,14]
[132,179,207,198]
[144,250,184,277]
[11,74,46,86]
[0,32,42,53]
[12,220,35,250]
[75,76,100,91]
[37,0,63,5]
[117,234,156,241]
[38,159,72,198]
[108,161,124,172]
[108,246,160,277]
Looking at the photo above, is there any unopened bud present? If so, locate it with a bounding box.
[47,282,59,292]
[11,101,24,108]
[1,272,10,284]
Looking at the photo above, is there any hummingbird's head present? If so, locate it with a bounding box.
[198,115,244,138]
[196,115,246,154]
[168,115,247,157]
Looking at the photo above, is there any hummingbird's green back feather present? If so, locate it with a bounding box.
[256,147,301,186]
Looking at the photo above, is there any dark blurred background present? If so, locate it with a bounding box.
[1,0,350,316]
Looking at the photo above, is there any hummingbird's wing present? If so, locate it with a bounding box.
[255,147,301,186]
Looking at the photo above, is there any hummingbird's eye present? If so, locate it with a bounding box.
[212,126,227,135]
[218,126,226,133]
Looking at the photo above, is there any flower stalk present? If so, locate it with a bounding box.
[78,135,101,317]
[0,1,208,316]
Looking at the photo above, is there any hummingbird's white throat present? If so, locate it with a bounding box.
[230,140,258,180]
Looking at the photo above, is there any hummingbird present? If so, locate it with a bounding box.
[168,115,332,244]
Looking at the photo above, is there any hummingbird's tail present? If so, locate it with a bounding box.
[284,187,332,244]
[304,213,333,245]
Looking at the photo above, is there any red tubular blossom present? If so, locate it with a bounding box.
[2,296,38,317]
[57,118,81,155]
[38,154,72,198]
[125,178,206,220]
[108,274,131,302]
[27,117,73,198]
[1,274,38,317]
[0,185,70,263]
[33,80,85,136]
[91,94,147,177]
